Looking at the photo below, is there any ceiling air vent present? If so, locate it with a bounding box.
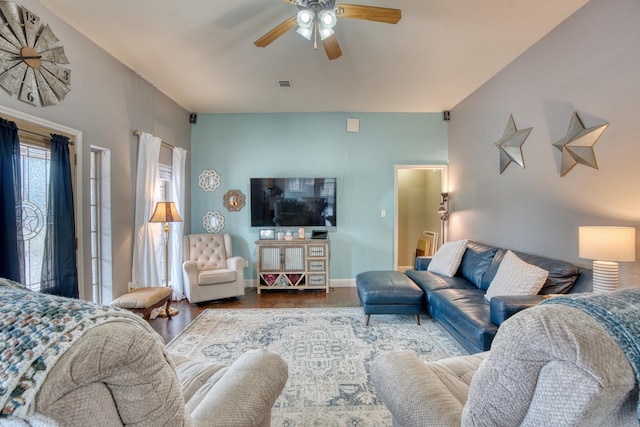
[277,80,293,89]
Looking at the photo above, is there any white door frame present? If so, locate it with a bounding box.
[0,105,85,299]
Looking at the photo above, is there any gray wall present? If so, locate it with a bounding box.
[1,0,191,301]
[448,0,640,287]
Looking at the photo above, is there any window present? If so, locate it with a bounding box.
[90,147,112,304]
[90,149,102,303]
[158,163,173,200]
[19,144,50,292]
[156,162,173,286]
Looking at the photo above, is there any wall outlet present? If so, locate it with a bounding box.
[380,209,386,218]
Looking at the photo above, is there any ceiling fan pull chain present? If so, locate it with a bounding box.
[313,23,318,50]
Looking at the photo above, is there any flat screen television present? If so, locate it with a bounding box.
[250,178,337,228]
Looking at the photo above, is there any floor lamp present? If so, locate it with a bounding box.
[437,192,449,246]
[149,201,183,316]
[578,226,636,293]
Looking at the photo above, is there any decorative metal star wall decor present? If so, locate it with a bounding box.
[495,114,533,174]
[552,112,608,177]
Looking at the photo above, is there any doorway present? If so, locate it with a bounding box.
[394,165,447,271]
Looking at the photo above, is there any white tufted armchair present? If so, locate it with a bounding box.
[182,233,246,303]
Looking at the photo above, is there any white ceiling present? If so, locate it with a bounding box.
[38,0,588,114]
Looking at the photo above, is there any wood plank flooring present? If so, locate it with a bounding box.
[149,287,361,343]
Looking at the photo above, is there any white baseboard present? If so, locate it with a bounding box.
[244,279,356,288]
[330,278,356,287]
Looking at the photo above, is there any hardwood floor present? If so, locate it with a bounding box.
[149,287,361,343]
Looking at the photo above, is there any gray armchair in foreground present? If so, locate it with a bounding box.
[1,278,288,426]
[371,296,638,427]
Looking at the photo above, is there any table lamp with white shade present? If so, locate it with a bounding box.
[578,226,636,293]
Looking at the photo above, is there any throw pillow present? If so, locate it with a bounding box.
[485,250,549,301]
[427,239,469,277]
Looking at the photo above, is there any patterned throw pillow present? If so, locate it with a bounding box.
[485,250,549,301]
[427,239,469,277]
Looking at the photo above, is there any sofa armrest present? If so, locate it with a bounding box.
[182,260,199,286]
[226,256,245,272]
[463,304,636,426]
[174,349,288,427]
[489,295,548,326]
[37,321,188,426]
[371,350,485,427]
[414,256,433,270]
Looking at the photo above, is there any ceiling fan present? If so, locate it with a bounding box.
[254,0,402,60]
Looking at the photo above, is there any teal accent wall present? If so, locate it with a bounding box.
[190,112,447,282]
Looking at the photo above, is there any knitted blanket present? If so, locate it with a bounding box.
[0,278,151,420]
[542,289,640,422]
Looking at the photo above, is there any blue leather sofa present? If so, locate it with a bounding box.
[405,241,593,353]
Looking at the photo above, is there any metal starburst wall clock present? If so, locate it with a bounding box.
[0,1,71,107]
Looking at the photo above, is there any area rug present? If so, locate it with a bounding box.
[166,307,467,426]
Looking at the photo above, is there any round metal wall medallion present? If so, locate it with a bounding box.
[198,169,220,192]
[203,211,225,233]
[223,189,245,211]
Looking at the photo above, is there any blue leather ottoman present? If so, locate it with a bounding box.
[356,271,425,325]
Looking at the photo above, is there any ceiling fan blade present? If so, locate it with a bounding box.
[322,34,342,60]
[254,16,297,47]
[336,4,402,24]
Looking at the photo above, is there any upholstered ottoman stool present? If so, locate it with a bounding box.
[111,287,173,320]
[356,271,424,326]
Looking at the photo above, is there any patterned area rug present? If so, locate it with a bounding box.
[166,307,467,426]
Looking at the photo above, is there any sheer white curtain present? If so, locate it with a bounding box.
[169,147,187,300]
[132,132,162,288]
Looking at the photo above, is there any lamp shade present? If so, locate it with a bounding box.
[149,201,183,223]
[578,226,636,262]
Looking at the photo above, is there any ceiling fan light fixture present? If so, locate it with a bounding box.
[297,9,314,27]
[318,10,337,28]
[319,27,334,40]
[296,26,313,40]
[254,1,401,60]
